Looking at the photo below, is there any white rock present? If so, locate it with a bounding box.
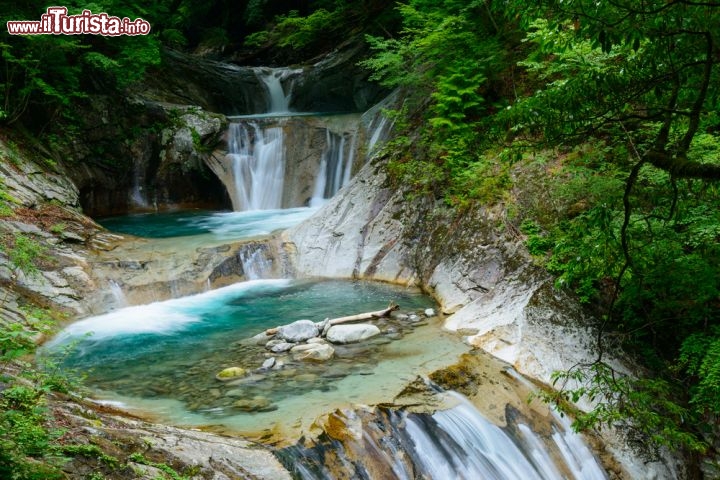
[278,319,319,343]
[269,342,295,353]
[326,324,381,344]
[424,308,436,317]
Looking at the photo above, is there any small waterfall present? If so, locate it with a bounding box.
[254,68,300,114]
[129,160,147,208]
[310,129,357,207]
[239,247,272,280]
[366,115,390,155]
[227,122,285,211]
[108,280,127,308]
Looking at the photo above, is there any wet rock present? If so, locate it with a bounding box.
[278,319,319,343]
[243,331,274,346]
[326,324,381,344]
[261,357,276,370]
[233,396,275,412]
[291,343,335,362]
[270,342,295,353]
[294,373,318,382]
[215,367,246,381]
[408,314,420,322]
[424,308,436,317]
[227,374,267,386]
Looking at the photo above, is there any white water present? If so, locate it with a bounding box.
[196,207,318,240]
[254,68,300,114]
[239,247,272,280]
[405,391,607,480]
[228,122,285,210]
[47,279,292,347]
[310,129,358,207]
[108,280,127,308]
[367,115,390,155]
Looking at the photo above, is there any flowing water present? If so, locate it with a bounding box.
[98,207,316,240]
[228,122,286,211]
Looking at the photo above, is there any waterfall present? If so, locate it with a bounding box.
[281,390,607,480]
[108,280,127,308]
[239,246,272,280]
[129,160,147,208]
[367,115,390,155]
[227,122,285,211]
[254,68,300,114]
[310,129,357,207]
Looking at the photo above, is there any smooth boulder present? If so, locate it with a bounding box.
[326,324,381,344]
[278,319,319,343]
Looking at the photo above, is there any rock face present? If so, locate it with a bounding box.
[289,41,390,113]
[326,324,381,344]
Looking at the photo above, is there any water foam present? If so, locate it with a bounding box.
[47,279,291,347]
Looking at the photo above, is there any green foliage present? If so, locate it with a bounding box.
[540,362,707,453]
[273,9,340,50]
[128,453,190,480]
[2,234,46,278]
[365,0,720,454]
[361,1,509,204]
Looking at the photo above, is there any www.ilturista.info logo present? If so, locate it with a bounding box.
[7,7,151,36]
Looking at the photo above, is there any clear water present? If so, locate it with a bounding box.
[44,279,467,439]
[98,207,317,239]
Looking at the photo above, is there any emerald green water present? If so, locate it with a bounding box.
[45,279,469,439]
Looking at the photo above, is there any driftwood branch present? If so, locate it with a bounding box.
[327,302,399,326]
[265,302,399,335]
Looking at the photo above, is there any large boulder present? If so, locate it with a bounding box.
[278,319,319,343]
[326,324,381,344]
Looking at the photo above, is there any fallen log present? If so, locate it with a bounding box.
[264,302,399,335]
[327,302,399,326]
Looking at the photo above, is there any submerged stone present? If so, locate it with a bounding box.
[233,396,274,412]
[292,343,335,362]
[326,324,381,344]
[215,367,246,381]
[270,342,295,353]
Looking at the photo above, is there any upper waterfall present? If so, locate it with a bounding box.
[254,68,301,114]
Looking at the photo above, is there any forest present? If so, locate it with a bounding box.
[1,0,720,477]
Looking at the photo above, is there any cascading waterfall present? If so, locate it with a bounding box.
[282,390,607,480]
[309,129,357,207]
[228,122,285,211]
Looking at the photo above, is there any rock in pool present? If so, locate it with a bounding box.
[278,319,319,343]
[326,324,381,344]
[215,367,246,381]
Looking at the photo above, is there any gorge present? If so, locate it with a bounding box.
[2,2,717,479]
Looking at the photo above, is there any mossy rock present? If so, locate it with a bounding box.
[215,367,246,381]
